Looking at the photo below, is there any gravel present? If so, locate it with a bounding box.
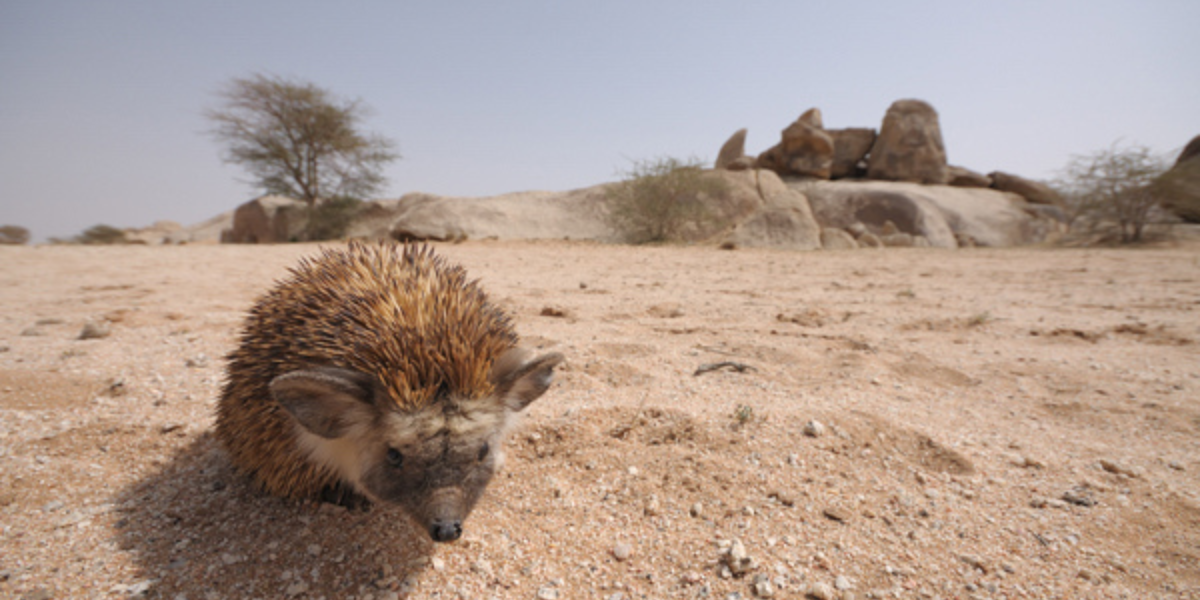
[1,241,1197,599]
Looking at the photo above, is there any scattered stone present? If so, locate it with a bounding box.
[21,327,44,337]
[644,496,661,516]
[1099,459,1139,478]
[721,538,756,577]
[1169,461,1185,471]
[42,500,64,512]
[690,502,704,517]
[1016,456,1045,469]
[78,320,111,340]
[835,574,854,590]
[647,303,684,318]
[767,490,795,507]
[802,420,826,437]
[285,582,309,597]
[539,306,570,318]
[752,573,775,597]
[612,542,632,561]
[822,507,850,522]
[959,554,989,573]
[804,582,836,600]
[536,585,560,600]
[430,556,445,571]
[185,354,209,368]
[306,544,321,557]
[1062,486,1097,507]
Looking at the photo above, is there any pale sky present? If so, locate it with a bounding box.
[2,1,1197,241]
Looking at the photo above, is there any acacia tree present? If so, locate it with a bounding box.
[206,74,398,240]
[1056,142,1169,243]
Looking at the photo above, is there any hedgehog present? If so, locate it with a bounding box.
[216,241,563,543]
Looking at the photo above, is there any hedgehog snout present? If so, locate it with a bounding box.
[430,519,463,543]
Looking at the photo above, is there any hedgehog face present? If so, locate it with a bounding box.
[271,349,564,543]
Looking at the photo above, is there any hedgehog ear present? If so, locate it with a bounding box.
[271,367,378,439]
[490,350,564,412]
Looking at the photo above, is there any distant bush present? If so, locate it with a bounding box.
[307,195,365,241]
[0,225,31,245]
[75,224,129,245]
[1054,142,1171,244]
[605,156,730,244]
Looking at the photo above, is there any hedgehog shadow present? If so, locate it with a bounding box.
[114,432,432,598]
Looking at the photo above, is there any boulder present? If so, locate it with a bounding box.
[757,108,834,179]
[858,232,884,248]
[716,128,749,170]
[123,220,184,245]
[947,165,992,188]
[1177,134,1200,165]
[182,211,232,244]
[719,170,822,249]
[988,171,1062,205]
[382,188,611,243]
[820,227,858,250]
[794,180,1061,247]
[799,180,958,247]
[224,196,307,244]
[1160,134,1200,223]
[828,128,876,179]
[867,99,949,184]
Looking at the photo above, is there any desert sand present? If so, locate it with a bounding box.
[1,240,1198,599]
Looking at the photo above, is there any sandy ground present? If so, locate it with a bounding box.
[0,240,1198,600]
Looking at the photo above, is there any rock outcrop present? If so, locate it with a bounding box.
[720,170,821,249]
[947,165,992,188]
[867,100,950,184]
[224,196,307,244]
[716,129,751,170]
[828,128,876,179]
[1160,134,1200,223]
[123,221,184,245]
[756,109,834,179]
[796,180,1060,248]
[988,171,1062,205]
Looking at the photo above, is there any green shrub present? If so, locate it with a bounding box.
[605,156,730,244]
[76,224,128,245]
[0,225,30,245]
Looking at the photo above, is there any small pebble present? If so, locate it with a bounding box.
[690,502,703,517]
[78,321,111,340]
[536,586,560,600]
[835,574,853,590]
[822,507,850,522]
[805,582,836,600]
[802,420,826,438]
[612,543,632,561]
[285,582,309,597]
[430,556,445,571]
[306,544,321,557]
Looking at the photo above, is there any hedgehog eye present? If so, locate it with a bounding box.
[386,447,404,469]
[477,442,490,462]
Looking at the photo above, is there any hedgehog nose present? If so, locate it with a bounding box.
[430,519,462,543]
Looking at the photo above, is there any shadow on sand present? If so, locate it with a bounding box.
[114,432,432,598]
